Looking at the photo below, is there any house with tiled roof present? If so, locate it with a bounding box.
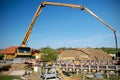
[0,46,18,62]
[1,46,40,63]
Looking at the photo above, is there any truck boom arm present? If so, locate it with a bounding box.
[20,4,43,47]
[21,1,117,54]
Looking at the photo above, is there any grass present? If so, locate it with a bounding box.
[107,75,120,80]
[0,75,22,80]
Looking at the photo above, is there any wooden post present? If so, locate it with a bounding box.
[66,63,68,72]
[98,60,100,65]
[40,63,42,77]
[73,64,75,72]
[88,65,91,74]
[106,65,109,78]
[116,66,118,75]
[89,60,91,65]
[97,65,99,72]
[81,64,83,72]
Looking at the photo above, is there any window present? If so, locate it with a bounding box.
[17,47,31,53]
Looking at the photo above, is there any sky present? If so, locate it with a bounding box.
[0,0,120,49]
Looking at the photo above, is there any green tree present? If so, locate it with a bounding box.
[40,47,58,62]
[0,54,4,60]
[101,47,120,54]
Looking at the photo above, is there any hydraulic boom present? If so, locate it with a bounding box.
[21,1,118,56]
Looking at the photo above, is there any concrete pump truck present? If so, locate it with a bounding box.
[3,1,118,64]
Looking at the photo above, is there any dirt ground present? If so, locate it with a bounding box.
[0,64,25,74]
[0,63,41,80]
[0,63,120,80]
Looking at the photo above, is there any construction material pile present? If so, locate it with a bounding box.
[59,48,112,60]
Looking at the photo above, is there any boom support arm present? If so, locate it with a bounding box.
[21,1,118,54]
[20,4,43,47]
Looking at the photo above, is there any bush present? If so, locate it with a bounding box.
[0,54,4,60]
[40,47,58,62]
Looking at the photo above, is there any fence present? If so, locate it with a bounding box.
[55,60,120,75]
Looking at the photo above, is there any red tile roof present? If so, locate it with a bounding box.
[0,50,4,54]
[32,49,40,54]
[2,46,18,54]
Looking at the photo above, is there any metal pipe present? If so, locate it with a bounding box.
[42,1,118,56]
[114,31,118,58]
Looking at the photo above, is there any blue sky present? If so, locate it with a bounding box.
[0,0,120,49]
